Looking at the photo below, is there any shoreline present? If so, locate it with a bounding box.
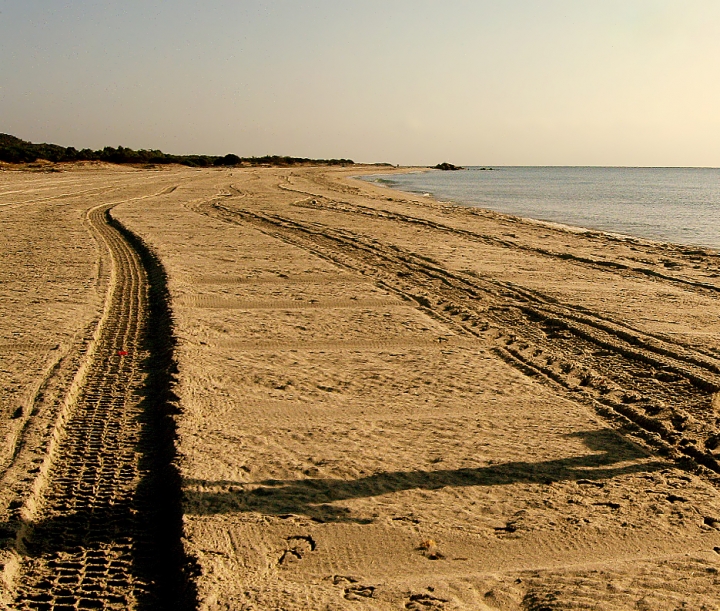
[358,166,720,253]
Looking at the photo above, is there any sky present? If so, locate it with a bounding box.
[1,1,719,166]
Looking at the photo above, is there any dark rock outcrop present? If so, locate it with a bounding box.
[434,162,463,171]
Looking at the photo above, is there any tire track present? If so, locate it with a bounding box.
[0,186,118,210]
[178,296,407,310]
[192,273,359,285]
[0,343,60,352]
[218,337,476,352]
[279,168,720,297]
[13,205,193,610]
[204,202,720,481]
[291,196,720,300]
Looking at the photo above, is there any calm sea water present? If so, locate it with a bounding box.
[361,167,720,250]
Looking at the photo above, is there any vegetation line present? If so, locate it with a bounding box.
[0,133,354,167]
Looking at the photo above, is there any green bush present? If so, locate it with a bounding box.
[0,133,355,168]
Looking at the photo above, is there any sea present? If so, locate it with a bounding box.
[360,167,720,251]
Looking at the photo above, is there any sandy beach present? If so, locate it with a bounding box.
[2,163,720,609]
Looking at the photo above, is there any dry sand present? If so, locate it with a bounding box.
[2,163,720,609]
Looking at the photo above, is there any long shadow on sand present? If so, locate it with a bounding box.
[184,429,668,523]
[3,215,198,611]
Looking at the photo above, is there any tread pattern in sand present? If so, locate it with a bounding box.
[0,342,60,352]
[193,273,358,285]
[90,168,720,610]
[207,203,720,476]
[217,336,479,352]
[293,188,720,298]
[14,205,177,610]
[179,296,409,310]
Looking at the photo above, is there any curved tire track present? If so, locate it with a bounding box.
[204,201,720,482]
[13,204,194,610]
[291,196,720,301]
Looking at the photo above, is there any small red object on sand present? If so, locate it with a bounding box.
[117,350,128,356]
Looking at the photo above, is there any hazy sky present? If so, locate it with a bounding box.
[2,1,719,166]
